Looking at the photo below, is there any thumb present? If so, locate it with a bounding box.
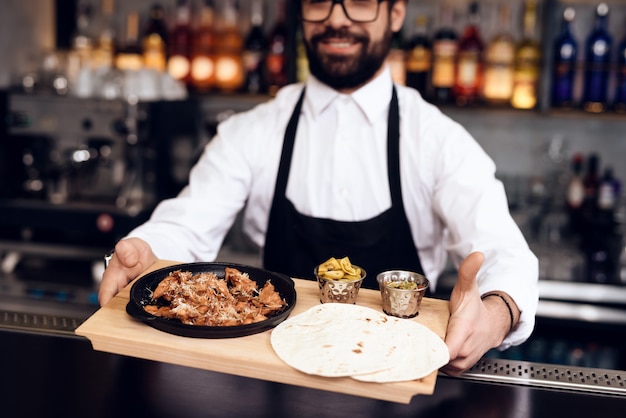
[115,239,141,269]
[114,238,156,275]
[457,251,484,292]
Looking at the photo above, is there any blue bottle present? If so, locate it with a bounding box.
[583,3,612,113]
[552,7,578,108]
[614,32,626,113]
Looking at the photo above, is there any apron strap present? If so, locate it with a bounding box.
[274,88,306,198]
[387,87,403,209]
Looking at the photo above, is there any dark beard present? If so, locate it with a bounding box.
[305,26,393,90]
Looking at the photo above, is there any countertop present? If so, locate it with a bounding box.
[2,329,625,418]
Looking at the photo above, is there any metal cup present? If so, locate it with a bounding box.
[315,266,366,304]
[377,270,429,318]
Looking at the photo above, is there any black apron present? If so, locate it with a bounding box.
[263,87,425,289]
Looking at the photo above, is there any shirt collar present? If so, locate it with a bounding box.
[304,66,393,124]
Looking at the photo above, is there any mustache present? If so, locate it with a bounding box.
[309,28,368,45]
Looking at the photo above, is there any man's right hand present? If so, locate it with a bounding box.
[98,238,158,306]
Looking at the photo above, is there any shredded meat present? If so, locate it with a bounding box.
[144,268,287,326]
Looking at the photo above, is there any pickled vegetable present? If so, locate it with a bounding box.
[386,280,419,290]
[316,257,363,281]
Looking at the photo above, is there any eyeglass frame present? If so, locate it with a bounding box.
[299,0,389,24]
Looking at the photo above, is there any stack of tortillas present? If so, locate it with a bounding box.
[270,304,449,383]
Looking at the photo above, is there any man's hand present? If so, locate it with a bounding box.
[98,238,158,306]
[441,251,513,376]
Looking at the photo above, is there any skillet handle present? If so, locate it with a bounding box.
[126,301,158,322]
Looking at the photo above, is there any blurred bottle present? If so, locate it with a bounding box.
[583,3,612,113]
[614,27,626,113]
[431,5,458,103]
[295,27,309,83]
[92,0,117,71]
[454,1,484,106]
[242,0,267,94]
[405,15,432,96]
[116,12,143,71]
[266,1,289,96]
[582,153,600,216]
[598,167,619,214]
[71,1,94,64]
[619,239,626,284]
[214,0,245,92]
[190,0,217,92]
[67,1,94,87]
[511,0,541,110]
[566,153,585,234]
[551,7,578,109]
[142,3,169,72]
[387,29,407,86]
[482,3,515,104]
[167,0,193,83]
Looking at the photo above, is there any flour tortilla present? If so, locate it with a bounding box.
[351,318,449,383]
[270,304,449,381]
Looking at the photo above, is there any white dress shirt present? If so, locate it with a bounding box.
[128,67,539,349]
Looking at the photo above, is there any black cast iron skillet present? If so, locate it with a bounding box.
[126,262,297,338]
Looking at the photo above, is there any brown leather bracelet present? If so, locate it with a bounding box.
[481,292,515,333]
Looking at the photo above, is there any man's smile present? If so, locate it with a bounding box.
[318,38,361,55]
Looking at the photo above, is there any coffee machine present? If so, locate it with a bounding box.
[0,93,201,285]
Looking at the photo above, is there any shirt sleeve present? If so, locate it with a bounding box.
[429,113,539,350]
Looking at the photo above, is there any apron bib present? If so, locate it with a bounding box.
[263,87,424,289]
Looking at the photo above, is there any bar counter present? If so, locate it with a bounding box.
[3,329,625,418]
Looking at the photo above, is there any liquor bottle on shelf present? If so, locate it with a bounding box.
[190,0,217,92]
[582,153,600,217]
[115,12,143,71]
[167,0,193,83]
[92,0,116,71]
[431,5,458,103]
[68,1,94,75]
[584,163,621,284]
[454,1,484,106]
[387,29,406,86]
[614,28,626,113]
[621,240,626,285]
[142,3,169,72]
[511,0,541,110]
[597,167,618,214]
[266,1,289,96]
[242,0,267,94]
[405,15,431,96]
[72,1,94,59]
[214,0,245,92]
[295,27,309,83]
[582,2,612,113]
[565,152,585,234]
[482,3,515,105]
[551,7,578,109]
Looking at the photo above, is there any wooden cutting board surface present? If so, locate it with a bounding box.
[75,260,450,404]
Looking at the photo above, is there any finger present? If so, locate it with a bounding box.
[441,359,470,376]
[444,324,464,365]
[98,258,128,306]
[98,239,155,306]
[115,239,141,269]
[116,238,156,275]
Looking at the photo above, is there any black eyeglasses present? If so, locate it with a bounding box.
[301,0,388,24]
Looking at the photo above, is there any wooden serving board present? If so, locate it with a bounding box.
[76,260,450,404]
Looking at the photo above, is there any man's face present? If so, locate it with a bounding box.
[301,1,406,92]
